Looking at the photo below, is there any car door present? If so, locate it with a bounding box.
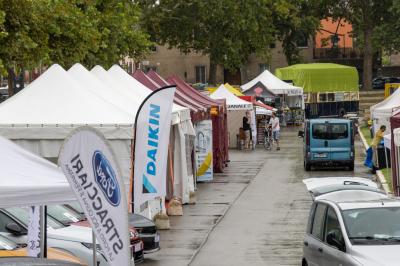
[304,203,327,266]
[329,123,351,161]
[320,206,354,266]
[310,123,331,161]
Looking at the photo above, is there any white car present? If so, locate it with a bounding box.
[303,190,399,266]
[0,207,109,266]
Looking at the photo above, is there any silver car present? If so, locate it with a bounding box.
[303,192,400,266]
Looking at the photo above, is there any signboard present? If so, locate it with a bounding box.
[195,120,213,181]
[59,127,130,266]
[28,206,41,258]
[132,86,176,213]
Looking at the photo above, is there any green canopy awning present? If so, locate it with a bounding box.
[275,63,359,93]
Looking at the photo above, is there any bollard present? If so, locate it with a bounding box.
[167,197,183,216]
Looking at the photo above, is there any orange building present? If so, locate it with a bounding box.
[315,17,353,48]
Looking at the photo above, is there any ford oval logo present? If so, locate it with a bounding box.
[92,151,121,206]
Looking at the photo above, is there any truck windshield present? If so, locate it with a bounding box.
[312,123,348,140]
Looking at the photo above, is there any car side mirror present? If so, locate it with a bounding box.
[298,130,304,138]
[6,222,23,235]
[327,230,345,252]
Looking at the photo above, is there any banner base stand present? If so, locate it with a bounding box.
[154,212,170,229]
[167,197,183,216]
[189,191,196,205]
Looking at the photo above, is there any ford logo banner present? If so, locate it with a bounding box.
[92,150,121,206]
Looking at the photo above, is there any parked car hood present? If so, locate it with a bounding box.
[128,213,155,228]
[352,245,400,266]
[48,225,93,243]
[303,177,378,191]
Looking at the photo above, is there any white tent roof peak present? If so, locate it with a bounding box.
[241,70,303,95]
[106,65,191,123]
[210,84,253,110]
[0,64,133,125]
[68,64,139,117]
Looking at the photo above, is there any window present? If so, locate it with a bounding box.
[269,43,276,49]
[143,66,157,73]
[0,212,17,232]
[195,66,206,83]
[324,207,344,246]
[311,203,327,240]
[312,123,348,140]
[296,32,309,48]
[259,63,269,73]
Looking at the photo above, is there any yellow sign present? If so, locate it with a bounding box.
[210,106,218,116]
[385,83,400,98]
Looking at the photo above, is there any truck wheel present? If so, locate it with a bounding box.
[304,161,311,171]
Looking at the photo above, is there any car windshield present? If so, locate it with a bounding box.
[67,202,84,215]
[47,205,84,225]
[0,235,18,250]
[342,207,400,245]
[5,207,65,230]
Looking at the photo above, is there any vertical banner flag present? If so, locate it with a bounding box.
[58,127,130,266]
[132,86,176,213]
[28,206,41,257]
[195,120,213,181]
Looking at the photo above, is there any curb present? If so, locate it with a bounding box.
[358,126,392,194]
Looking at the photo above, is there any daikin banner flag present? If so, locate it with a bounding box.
[27,206,41,257]
[195,120,213,181]
[133,86,176,213]
[58,127,130,266]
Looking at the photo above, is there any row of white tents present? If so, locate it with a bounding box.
[0,64,194,212]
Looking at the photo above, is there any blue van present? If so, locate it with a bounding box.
[301,119,354,171]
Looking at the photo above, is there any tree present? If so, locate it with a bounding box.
[82,0,151,69]
[139,0,276,85]
[40,0,100,69]
[273,0,321,65]
[0,0,49,96]
[318,0,395,90]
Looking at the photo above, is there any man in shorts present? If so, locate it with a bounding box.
[269,112,280,150]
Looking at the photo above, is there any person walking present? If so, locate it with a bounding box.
[242,111,251,150]
[269,112,280,150]
[371,125,386,173]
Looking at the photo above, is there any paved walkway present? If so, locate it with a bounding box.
[145,127,373,266]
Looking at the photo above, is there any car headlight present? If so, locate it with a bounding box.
[81,242,102,251]
[129,230,139,238]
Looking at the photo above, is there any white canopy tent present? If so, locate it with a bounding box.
[104,65,196,205]
[0,64,135,195]
[241,70,303,108]
[0,129,74,208]
[241,70,303,95]
[371,88,400,133]
[211,84,255,148]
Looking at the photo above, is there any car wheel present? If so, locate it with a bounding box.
[348,162,354,171]
[302,258,308,266]
[304,161,311,171]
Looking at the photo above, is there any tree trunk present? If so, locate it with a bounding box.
[208,55,217,86]
[362,27,373,90]
[7,68,16,97]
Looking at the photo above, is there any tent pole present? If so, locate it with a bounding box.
[92,230,97,266]
[39,205,47,258]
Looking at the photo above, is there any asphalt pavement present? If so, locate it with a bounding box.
[144,127,374,266]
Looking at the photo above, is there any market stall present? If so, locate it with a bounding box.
[133,69,199,204]
[276,63,358,118]
[241,69,304,125]
[210,84,254,149]
[167,75,229,173]
[371,87,400,133]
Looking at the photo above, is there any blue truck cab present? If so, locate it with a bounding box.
[302,118,354,171]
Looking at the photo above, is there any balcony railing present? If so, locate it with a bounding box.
[313,48,362,60]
